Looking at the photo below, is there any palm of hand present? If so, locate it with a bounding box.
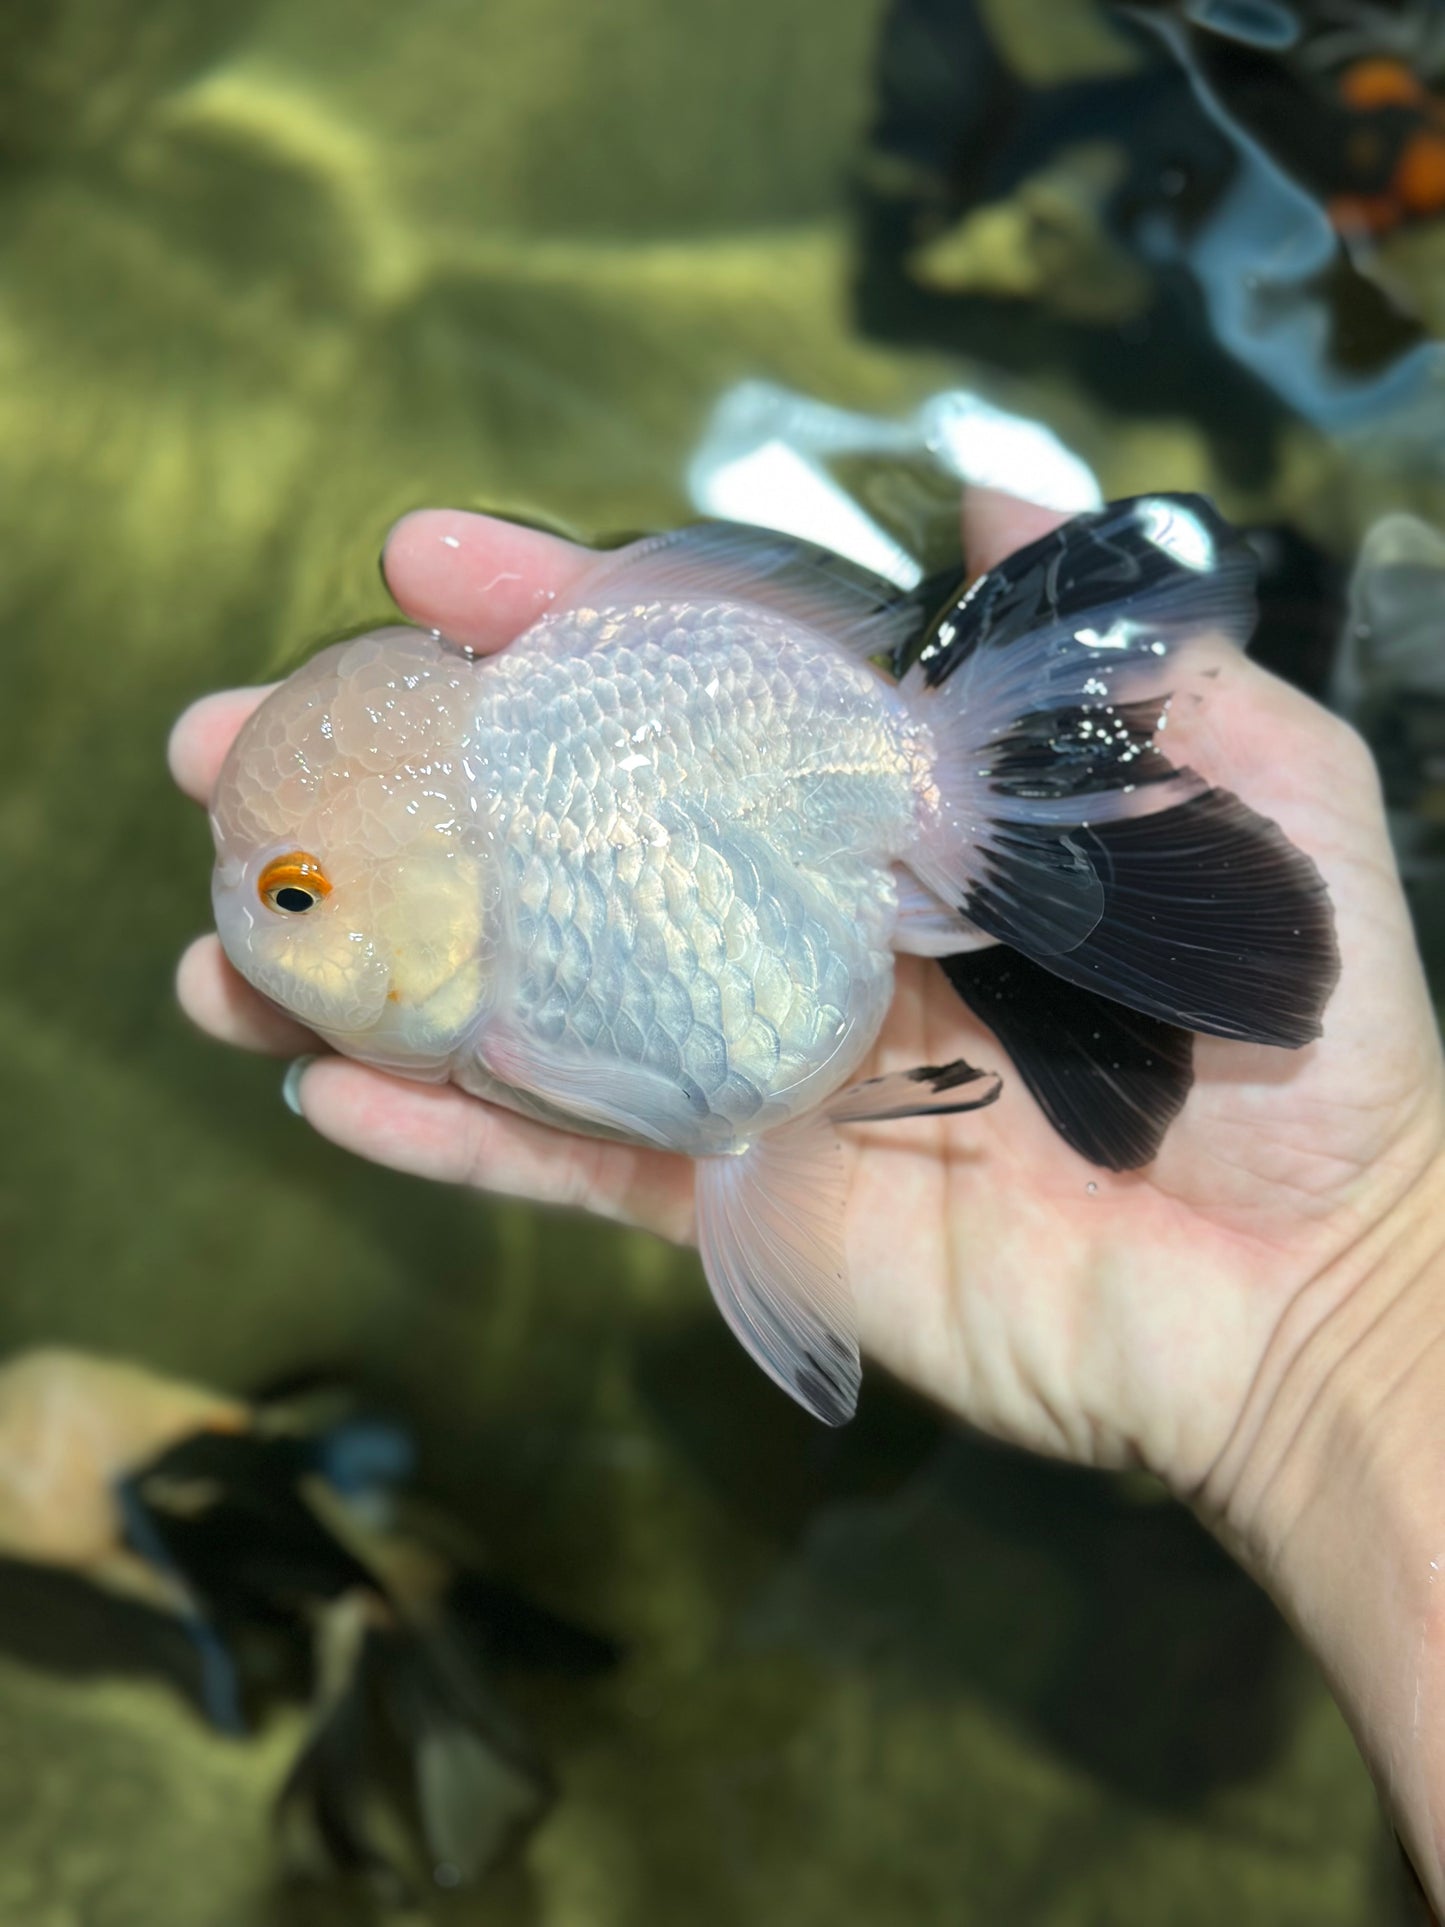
[171,499,1445,1497]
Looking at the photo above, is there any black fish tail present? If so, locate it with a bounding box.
[939,947,1194,1170]
[277,1602,549,1891]
[900,493,1339,1048]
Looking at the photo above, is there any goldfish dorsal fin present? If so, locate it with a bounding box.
[566,522,919,661]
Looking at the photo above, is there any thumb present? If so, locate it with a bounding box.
[961,488,1070,576]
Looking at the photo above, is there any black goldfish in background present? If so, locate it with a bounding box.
[0,1349,616,1900]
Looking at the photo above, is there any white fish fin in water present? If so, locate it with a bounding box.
[890,866,994,957]
[477,1026,700,1149]
[827,1057,1002,1124]
[694,1113,859,1427]
[567,522,920,661]
[906,494,1338,1046]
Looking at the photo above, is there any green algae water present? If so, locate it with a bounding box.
[1,0,1442,1920]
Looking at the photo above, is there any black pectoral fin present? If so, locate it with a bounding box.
[1015,788,1340,1047]
[828,1057,1003,1124]
[939,948,1195,1171]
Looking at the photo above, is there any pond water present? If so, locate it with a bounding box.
[1,0,1441,1920]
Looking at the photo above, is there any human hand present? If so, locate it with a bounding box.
[172,487,1445,1895]
[170,491,1445,1498]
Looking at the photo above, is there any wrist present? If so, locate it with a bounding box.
[1199,1146,1445,1898]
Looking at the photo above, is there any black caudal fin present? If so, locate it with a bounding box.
[1005,789,1338,1045]
[901,494,1340,1047]
[277,1602,548,1890]
[939,949,1194,1170]
[902,494,1254,959]
[917,495,1257,680]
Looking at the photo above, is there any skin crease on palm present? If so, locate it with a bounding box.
[168,490,1445,1522]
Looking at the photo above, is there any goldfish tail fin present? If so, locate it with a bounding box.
[939,949,1195,1170]
[902,494,1338,1049]
[276,1598,549,1894]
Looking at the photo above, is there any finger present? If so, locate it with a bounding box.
[382,509,593,652]
[176,935,319,1057]
[288,1055,697,1243]
[962,487,1069,576]
[168,687,274,805]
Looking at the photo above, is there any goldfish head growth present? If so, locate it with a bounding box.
[210,628,501,1075]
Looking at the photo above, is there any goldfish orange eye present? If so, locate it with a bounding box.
[258,852,332,915]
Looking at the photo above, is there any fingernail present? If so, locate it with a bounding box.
[282,1055,318,1116]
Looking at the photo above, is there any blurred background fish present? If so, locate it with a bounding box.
[856,0,1445,472]
[0,1350,616,1904]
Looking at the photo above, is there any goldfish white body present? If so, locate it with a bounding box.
[210,505,1337,1423]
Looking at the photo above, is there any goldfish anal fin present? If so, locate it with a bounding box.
[694,1117,859,1427]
